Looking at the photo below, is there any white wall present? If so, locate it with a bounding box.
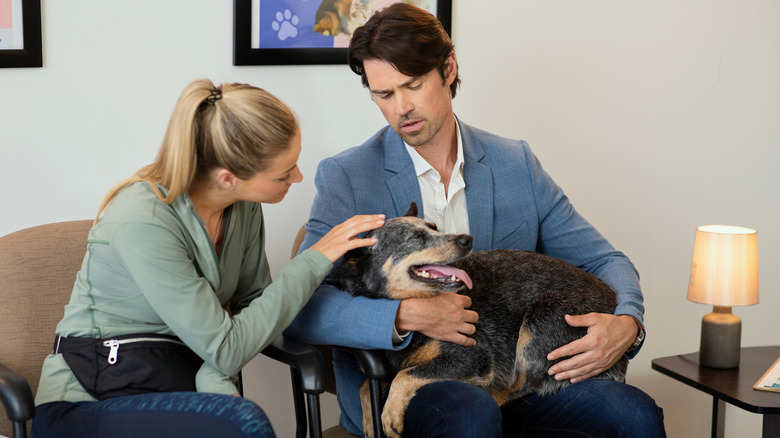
[2,1,778,436]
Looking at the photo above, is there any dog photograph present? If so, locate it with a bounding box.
[331,203,629,437]
[251,0,437,50]
[312,0,432,42]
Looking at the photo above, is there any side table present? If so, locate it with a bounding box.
[652,345,780,438]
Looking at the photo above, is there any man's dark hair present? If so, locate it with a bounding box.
[347,3,461,98]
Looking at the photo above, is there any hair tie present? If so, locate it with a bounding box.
[205,89,222,105]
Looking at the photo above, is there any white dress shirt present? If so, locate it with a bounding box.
[404,121,470,234]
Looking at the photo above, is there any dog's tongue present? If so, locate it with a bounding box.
[418,265,473,289]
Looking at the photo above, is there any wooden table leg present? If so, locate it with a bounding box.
[763,414,779,438]
[712,397,725,438]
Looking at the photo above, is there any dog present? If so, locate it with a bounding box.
[313,0,374,37]
[331,203,628,438]
[313,0,353,36]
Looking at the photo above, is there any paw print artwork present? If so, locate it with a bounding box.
[271,9,299,41]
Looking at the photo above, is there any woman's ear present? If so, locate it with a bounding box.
[215,168,238,189]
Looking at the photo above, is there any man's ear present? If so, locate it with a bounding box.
[444,52,458,85]
[404,202,418,217]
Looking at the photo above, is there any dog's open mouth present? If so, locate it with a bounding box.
[410,265,473,290]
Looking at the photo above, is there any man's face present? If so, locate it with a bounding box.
[364,57,456,147]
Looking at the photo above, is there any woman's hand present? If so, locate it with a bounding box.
[310,214,385,263]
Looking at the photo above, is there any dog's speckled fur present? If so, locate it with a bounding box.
[332,204,628,438]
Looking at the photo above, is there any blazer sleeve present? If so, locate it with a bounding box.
[285,157,411,350]
[519,142,645,350]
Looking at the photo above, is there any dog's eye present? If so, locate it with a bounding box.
[415,231,427,240]
[426,222,438,231]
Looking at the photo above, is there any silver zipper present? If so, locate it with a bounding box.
[102,337,186,365]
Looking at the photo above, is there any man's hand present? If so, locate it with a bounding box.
[546,313,638,383]
[395,292,478,347]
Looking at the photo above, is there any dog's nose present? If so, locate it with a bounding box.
[456,235,473,249]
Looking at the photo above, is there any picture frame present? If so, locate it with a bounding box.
[0,0,42,68]
[233,0,452,66]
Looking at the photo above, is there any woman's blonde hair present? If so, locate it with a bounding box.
[95,79,298,221]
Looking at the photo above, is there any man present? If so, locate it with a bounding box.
[287,4,665,437]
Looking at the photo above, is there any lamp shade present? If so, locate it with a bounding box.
[687,225,759,306]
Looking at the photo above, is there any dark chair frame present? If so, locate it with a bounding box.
[265,340,390,438]
[0,363,34,438]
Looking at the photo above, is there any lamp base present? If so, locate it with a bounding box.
[699,306,741,369]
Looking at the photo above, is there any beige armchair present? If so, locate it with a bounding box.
[0,220,93,437]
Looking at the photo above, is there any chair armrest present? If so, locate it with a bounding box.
[334,347,390,438]
[261,335,325,394]
[335,347,391,381]
[0,362,35,423]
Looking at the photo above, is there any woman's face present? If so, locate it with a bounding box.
[235,130,303,204]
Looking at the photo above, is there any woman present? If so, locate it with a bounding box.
[31,79,384,437]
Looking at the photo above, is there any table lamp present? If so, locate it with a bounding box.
[687,225,758,369]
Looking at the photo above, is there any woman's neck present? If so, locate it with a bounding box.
[187,171,238,256]
[188,179,233,256]
[188,179,232,221]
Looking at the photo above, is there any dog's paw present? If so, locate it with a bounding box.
[381,407,405,438]
[363,416,376,438]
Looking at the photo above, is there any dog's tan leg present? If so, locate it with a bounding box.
[360,379,392,437]
[381,369,435,438]
[359,380,375,438]
[492,325,533,406]
[491,374,528,406]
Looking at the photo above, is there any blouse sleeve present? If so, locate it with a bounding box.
[110,219,333,376]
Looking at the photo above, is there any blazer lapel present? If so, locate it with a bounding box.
[382,130,423,218]
[460,122,495,251]
[378,121,496,247]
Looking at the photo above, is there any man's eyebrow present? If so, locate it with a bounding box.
[370,76,420,95]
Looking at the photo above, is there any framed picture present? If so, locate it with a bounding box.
[233,0,452,66]
[0,0,42,68]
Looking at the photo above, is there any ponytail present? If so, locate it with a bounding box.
[95,79,298,222]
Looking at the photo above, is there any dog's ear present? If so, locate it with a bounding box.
[334,246,371,279]
[404,202,418,217]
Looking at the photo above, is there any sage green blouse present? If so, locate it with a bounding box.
[35,182,331,404]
